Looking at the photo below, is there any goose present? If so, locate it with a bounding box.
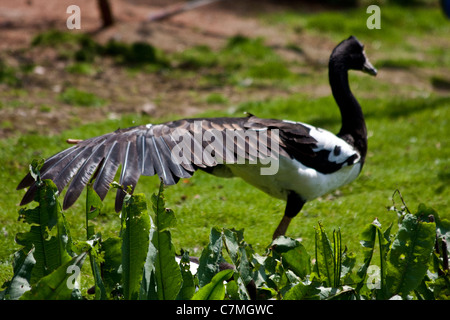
[17,36,377,240]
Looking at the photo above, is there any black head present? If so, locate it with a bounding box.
[330,36,377,76]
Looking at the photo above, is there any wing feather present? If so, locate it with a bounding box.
[63,140,107,209]
[19,115,327,212]
[115,140,141,212]
[92,140,121,200]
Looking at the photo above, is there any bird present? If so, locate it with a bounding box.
[442,0,450,19]
[17,36,377,240]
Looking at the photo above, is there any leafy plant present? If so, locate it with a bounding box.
[0,160,85,300]
[66,62,96,75]
[31,30,168,69]
[59,88,106,107]
[1,163,449,300]
[0,59,21,87]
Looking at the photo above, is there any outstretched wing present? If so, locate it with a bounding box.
[17,116,296,212]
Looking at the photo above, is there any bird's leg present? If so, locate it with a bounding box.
[273,216,292,239]
[272,191,305,240]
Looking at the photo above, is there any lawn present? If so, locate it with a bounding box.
[0,3,449,286]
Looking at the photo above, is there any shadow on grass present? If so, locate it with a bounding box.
[364,96,450,120]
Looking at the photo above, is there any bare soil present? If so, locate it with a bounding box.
[0,0,340,138]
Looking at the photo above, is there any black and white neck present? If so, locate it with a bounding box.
[329,56,368,165]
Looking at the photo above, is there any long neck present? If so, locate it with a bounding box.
[329,61,368,159]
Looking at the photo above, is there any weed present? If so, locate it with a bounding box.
[104,40,161,66]
[66,62,96,75]
[59,88,106,107]
[174,45,218,69]
[31,30,86,47]
[31,30,168,68]
[0,60,21,86]
[1,172,448,300]
[205,93,228,104]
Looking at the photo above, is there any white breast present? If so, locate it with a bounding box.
[227,156,361,201]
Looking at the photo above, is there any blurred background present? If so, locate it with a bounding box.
[0,0,449,137]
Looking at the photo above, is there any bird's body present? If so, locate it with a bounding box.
[17,36,377,239]
[223,121,362,202]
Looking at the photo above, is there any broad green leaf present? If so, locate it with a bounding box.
[90,252,107,300]
[282,244,311,280]
[314,223,335,287]
[15,179,71,283]
[121,193,151,300]
[237,246,253,288]
[376,221,393,299]
[198,227,224,287]
[272,236,299,253]
[152,225,182,300]
[273,237,310,279]
[86,183,103,237]
[414,276,436,300]
[284,280,321,300]
[236,275,252,300]
[340,251,357,285]
[139,223,158,300]
[325,286,357,300]
[430,277,450,300]
[176,251,196,300]
[100,237,122,295]
[252,253,270,288]
[78,238,107,300]
[332,229,342,288]
[192,269,233,300]
[151,182,176,231]
[225,274,251,300]
[225,280,239,299]
[418,204,450,245]
[21,252,87,300]
[85,184,106,299]
[385,213,436,298]
[150,183,182,300]
[356,220,378,290]
[223,228,252,296]
[223,228,240,265]
[0,248,36,300]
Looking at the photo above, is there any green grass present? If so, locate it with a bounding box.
[0,60,21,87]
[66,62,97,75]
[58,88,106,107]
[265,5,450,72]
[205,92,228,104]
[171,35,297,87]
[1,4,449,285]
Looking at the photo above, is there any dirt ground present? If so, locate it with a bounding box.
[1,1,443,139]
[0,0,342,138]
[0,0,328,50]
